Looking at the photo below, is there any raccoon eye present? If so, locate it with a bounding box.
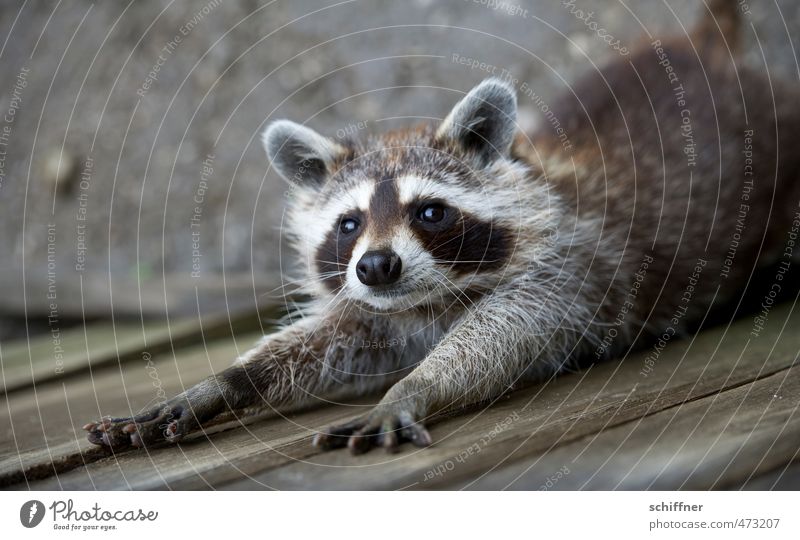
[418,203,446,223]
[339,217,359,234]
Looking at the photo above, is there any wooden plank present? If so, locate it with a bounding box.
[6,302,799,490]
[0,310,266,394]
[0,330,266,488]
[20,405,364,490]
[216,304,800,490]
[452,366,800,490]
[0,269,279,318]
[2,320,164,395]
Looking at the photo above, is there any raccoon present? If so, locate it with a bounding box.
[86,1,800,454]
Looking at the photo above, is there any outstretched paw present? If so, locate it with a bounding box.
[83,399,201,450]
[313,409,432,455]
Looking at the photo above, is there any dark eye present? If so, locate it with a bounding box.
[418,203,446,223]
[339,217,359,234]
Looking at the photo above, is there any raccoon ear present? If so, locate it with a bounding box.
[436,78,517,163]
[262,120,345,186]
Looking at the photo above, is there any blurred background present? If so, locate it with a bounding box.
[1,0,799,340]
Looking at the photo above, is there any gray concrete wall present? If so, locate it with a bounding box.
[0,0,798,319]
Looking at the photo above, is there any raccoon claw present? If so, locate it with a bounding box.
[313,410,432,455]
[83,401,201,450]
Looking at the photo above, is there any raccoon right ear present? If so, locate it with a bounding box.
[262,120,345,186]
[436,78,517,164]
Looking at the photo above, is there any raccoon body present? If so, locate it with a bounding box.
[87,1,800,453]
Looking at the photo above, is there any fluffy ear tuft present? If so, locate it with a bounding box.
[436,78,518,163]
[262,120,345,186]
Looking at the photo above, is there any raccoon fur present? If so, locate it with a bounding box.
[86,0,800,454]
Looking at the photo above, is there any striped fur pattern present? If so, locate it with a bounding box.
[86,0,800,454]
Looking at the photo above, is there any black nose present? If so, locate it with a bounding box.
[356,250,402,286]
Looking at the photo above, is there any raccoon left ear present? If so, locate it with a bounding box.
[436,78,518,163]
[262,120,345,187]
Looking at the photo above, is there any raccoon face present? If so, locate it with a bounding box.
[263,79,538,312]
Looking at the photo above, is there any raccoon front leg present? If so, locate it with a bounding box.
[84,314,406,450]
[315,281,588,454]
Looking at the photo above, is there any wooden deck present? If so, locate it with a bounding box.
[2,303,799,490]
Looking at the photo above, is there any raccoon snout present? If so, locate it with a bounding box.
[356,250,402,287]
